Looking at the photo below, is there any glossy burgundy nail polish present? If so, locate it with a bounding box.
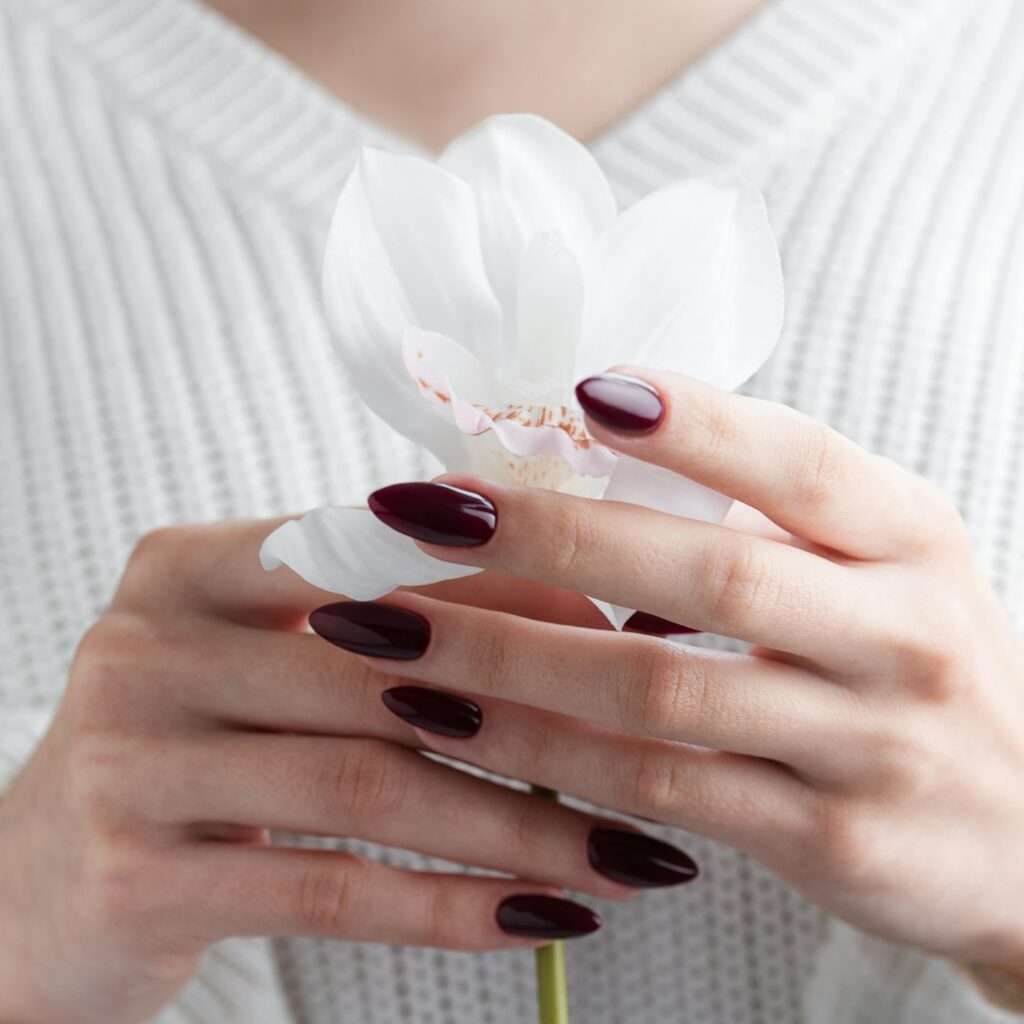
[575,373,665,434]
[368,482,497,547]
[381,686,482,738]
[496,894,602,940]
[309,602,430,660]
[587,827,699,888]
[623,611,699,636]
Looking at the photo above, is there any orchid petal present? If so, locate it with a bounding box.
[404,328,616,477]
[403,328,500,414]
[515,233,583,397]
[577,180,783,390]
[260,506,481,600]
[441,114,616,349]
[452,406,617,477]
[322,151,502,469]
[357,149,503,364]
[588,455,733,629]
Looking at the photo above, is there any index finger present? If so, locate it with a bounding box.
[576,368,938,560]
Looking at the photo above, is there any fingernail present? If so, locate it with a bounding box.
[381,686,482,738]
[496,894,602,940]
[575,373,665,434]
[587,827,699,888]
[623,611,699,636]
[309,602,430,660]
[368,482,497,547]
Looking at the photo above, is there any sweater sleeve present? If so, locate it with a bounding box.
[803,918,1024,1022]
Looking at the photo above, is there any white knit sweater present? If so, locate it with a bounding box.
[2,0,1024,1021]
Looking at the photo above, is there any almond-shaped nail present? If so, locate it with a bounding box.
[368,482,497,547]
[623,611,699,636]
[587,827,699,888]
[381,686,482,738]
[575,373,665,434]
[309,602,430,660]
[496,894,602,939]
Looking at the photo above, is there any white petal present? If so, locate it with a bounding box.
[259,506,481,600]
[515,232,583,396]
[602,455,733,522]
[403,330,615,478]
[577,180,783,390]
[588,455,733,629]
[441,114,616,344]
[403,328,500,412]
[357,149,503,364]
[322,151,501,469]
[455,408,617,477]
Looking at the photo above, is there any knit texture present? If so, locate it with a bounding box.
[1,0,1023,1020]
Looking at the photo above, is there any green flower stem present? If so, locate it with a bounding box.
[530,784,570,1024]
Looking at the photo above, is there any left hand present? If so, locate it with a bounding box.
[319,368,1024,975]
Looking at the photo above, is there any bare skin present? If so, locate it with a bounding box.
[202,0,765,149]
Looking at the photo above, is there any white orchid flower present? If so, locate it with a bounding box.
[260,114,783,629]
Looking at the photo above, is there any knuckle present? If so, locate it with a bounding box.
[789,419,846,512]
[633,645,695,738]
[807,797,879,884]
[498,799,544,864]
[297,861,355,933]
[423,880,464,948]
[68,618,131,708]
[687,389,739,470]
[77,835,154,931]
[325,741,411,823]
[67,613,172,725]
[628,751,683,821]
[861,724,939,801]
[117,527,191,606]
[702,534,775,629]
[882,614,972,704]
[65,733,126,821]
[549,503,597,579]
[470,623,514,696]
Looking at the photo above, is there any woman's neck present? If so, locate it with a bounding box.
[204,0,764,150]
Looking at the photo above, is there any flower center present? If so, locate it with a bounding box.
[475,402,597,449]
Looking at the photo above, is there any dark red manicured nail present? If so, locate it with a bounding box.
[623,611,699,636]
[587,827,699,888]
[368,482,497,547]
[309,602,430,660]
[496,894,602,940]
[575,373,665,434]
[381,686,482,738]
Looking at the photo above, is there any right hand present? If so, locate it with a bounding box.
[0,517,663,1024]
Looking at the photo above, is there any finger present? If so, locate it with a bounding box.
[403,698,816,867]
[160,612,605,740]
[162,615,424,740]
[116,517,612,631]
[313,595,859,773]
[179,846,595,950]
[140,731,689,900]
[388,478,873,663]
[577,368,936,560]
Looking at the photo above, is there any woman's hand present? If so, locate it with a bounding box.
[0,518,696,1024]
[344,368,1024,976]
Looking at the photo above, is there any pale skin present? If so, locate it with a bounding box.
[2,3,1024,1022]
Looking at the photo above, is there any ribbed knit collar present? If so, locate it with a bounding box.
[41,0,952,217]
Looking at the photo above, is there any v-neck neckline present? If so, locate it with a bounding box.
[42,0,952,221]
